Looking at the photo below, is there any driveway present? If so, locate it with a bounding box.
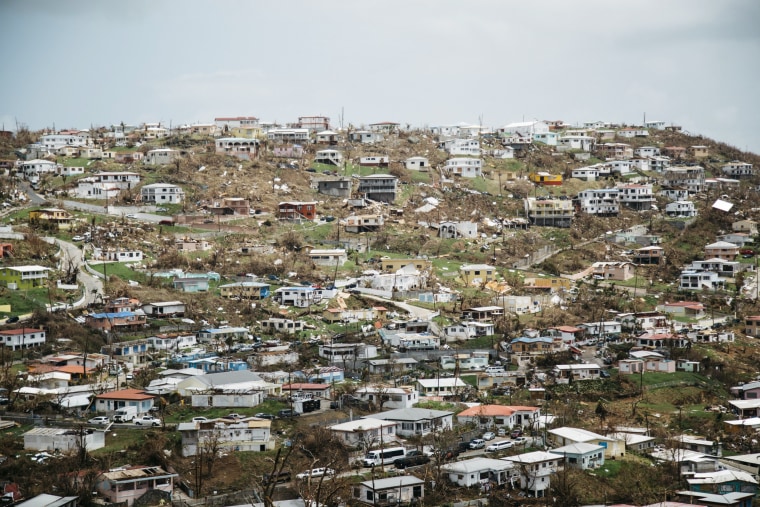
[52,238,103,307]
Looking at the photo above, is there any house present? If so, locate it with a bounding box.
[679,271,725,291]
[578,321,621,337]
[636,332,690,349]
[663,166,705,193]
[309,249,347,267]
[29,208,74,229]
[705,241,739,261]
[504,451,564,497]
[267,127,310,142]
[441,457,517,488]
[314,149,343,166]
[24,426,105,452]
[359,156,390,167]
[214,137,260,160]
[688,145,709,158]
[553,364,602,382]
[144,148,180,165]
[548,427,626,458]
[597,142,633,159]
[39,133,88,150]
[370,407,454,437]
[298,116,330,131]
[528,172,562,186]
[666,201,698,218]
[21,159,59,179]
[609,431,657,452]
[558,135,595,151]
[319,342,378,363]
[93,389,155,415]
[208,197,251,216]
[499,121,549,137]
[357,174,398,203]
[219,281,271,300]
[676,490,754,507]
[15,495,78,507]
[345,214,384,233]
[365,357,417,376]
[96,466,178,507]
[523,277,572,291]
[444,157,483,178]
[173,277,210,293]
[142,301,185,317]
[275,287,336,307]
[687,258,741,278]
[510,337,563,356]
[281,382,332,400]
[439,220,478,239]
[176,371,272,398]
[315,130,339,144]
[322,306,388,324]
[524,197,574,227]
[551,443,605,470]
[349,130,384,144]
[278,201,317,221]
[379,258,432,272]
[84,311,147,331]
[316,178,352,197]
[591,261,635,281]
[197,327,249,345]
[745,316,760,337]
[178,417,273,456]
[729,399,760,418]
[633,246,665,265]
[352,476,424,506]
[722,162,754,179]
[328,417,398,447]
[456,405,541,431]
[575,188,621,216]
[687,470,757,496]
[730,381,760,400]
[495,295,538,315]
[404,156,429,171]
[618,183,655,211]
[416,377,468,397]
[635,146,661,157]
[260,318,305,335]
[141,183,184,204]
[175,238,212,252]
[441,138,480,156]
[353,386,419,410]
[0,328,46,350]
[91,248,144,263]
[459,264,496,285]
[717,233,753,248]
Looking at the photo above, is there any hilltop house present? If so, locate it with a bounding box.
[357,174,398,203]
[214,137,259,160]
[548,427,625,458]
[141,183,184,204]
[459,264,497,285]
[0,328,46,351]
[405,156,429,171]
[93,388,155,416]
[444,157,483,178]
[278,201,317,221]
[96,466,178,507]
[504,451,564,497]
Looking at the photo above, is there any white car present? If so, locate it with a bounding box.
[134,416,161,426]
[72,235,85,242]
[482,431,496,441]
[192,416,208,422]
[485,440,514,452]
[88,416,110,425]
[125,214,137,219]
[296,468,335,480]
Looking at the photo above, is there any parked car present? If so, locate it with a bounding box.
[469,439,486,450]
[277,409,301,418]
[255,413,275,420]
[125,373,134,381]
[191,417,208,422]
[485,440,514,452]
[263,471,292,484]
[224,413,242,419]
[72,235,84,242]
[5,316,19,324]
[134,416,161,426]
[482,431,496,441]
[88,416,110,425]
[513,436,528,445]
[393,453,430,469]
[295,468,334,480]
[510,429,523,439]
[125,214,137,219]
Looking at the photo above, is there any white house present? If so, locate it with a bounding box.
[444,158,483,178]
[665,201,698,218]
[370,407,454,437]
[21,159,59,179]
[215,137,260,160]
[327,417,397,447]
[142,301,185,317]
[635,146,661,158]
[144,148,180,165]
[353,386,420,410]
[558,135,594,151]
[177,417,274,456]
[416,377,468,397]
[38,133,88,150]
[352,476,424,507]
[308,249,347,267]
[141,183,184,204]
[404,156,430,171]
[577,188,620,216]
[260,318,305,335]
[441,138,480,156]
[314,149,343,166]
[498,121,549,137]
[24,427,105,452]
[439,220,478,239]
[442,457,517,488]
[679,270,725,291]
[722,162,754,178]
[0,328,46,351]
[504,451,564,497]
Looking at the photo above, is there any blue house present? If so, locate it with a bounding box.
[293,366,345,383]
[186,356,249,373]
[687,470,757,500]
[173,277,210,293]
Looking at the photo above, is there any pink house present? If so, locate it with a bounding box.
[591,261,635,281]
[704,241,739,261]
[97,466,177,506]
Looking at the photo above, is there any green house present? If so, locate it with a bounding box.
[0,265,51,290]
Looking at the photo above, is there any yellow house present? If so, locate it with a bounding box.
[460,264,497,285]
[380,258,432,272]
[528,172,563,186]
[29,208,74,229]
[523,277,571,291]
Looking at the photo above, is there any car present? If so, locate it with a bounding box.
[203,219,214,223]
[393,454,430,469]
[295,468,335,480]
[485,440,514,452]
[497,427,507,437]
[125,214,137,219]
[5,316,19,324]
[125,373,134,381]
[510,429,523,439]
[263,471,292,484]
[513,436,528,444]
[155,207,167,212]
[88,416,110,425]
[134,416,161,426]
[72,235,84,242]
[255,413,275,420]
[159,219,174,226]
[469,439,486,450]
[482,431,496,441]
[192,417,208,422]
[31,452,54,463]
[600,370,611,378]
[277,409,301,418]
[224,413,242,419]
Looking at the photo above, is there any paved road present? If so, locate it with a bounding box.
[52,238,103,307]
[360,293,438,321]
[61,200,167,223]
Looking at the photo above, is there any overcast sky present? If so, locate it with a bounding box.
[1,0,759,153]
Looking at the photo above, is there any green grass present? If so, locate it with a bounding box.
[92,428,148,455]
[594,459,624,478]
[639,371,706,387]
[88,262,148,283]
[0,288,50,316]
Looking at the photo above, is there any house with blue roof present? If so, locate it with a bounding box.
[85,311,147,332]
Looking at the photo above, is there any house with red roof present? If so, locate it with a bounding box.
[657,301,705,318]
[93,388,155,415]
[457,404,541,432]
[636,332,690,349]
[0,328,45,351]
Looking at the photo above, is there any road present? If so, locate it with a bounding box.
[359,293,438,321]
[53,238,103,307]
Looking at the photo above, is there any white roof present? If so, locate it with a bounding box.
[503,451,563,464]
[329,417,396,432]
[608,432,656,445]
[441,457,514,474]
[461,264,496,271]
[548,426,614,443]
[687,469,757,485]
[360,476,423,489]
[417,378,468,388]
[551,442,604,455]
[724,417,760,427]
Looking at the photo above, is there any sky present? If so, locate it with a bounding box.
[1,0,759,153]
